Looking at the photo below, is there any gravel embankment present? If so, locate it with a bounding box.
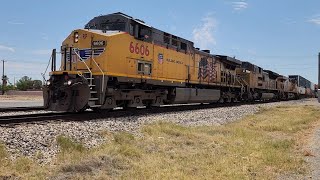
[0,99,317,164]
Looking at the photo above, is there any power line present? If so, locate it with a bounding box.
[249,55,317,58]
[3,59,48,65]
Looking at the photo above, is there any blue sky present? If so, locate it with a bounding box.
[0,0,319,84]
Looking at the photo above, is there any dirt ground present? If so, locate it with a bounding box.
[0,95,43,107]
[0,95,43,101]
[304,114,320,179]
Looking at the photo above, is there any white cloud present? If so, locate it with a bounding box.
[8,21,24,25]
[284,18,297,25]
[0,45,15,52]
[247,49,257,55]
[192,15,216,49]
[41,33,49,40]
[31,49,52,56]
[308,15,320,25]
[232,1,248,11]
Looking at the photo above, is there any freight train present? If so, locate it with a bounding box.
[43,12,315,112]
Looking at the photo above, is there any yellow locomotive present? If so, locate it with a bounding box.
[44,12,299,112]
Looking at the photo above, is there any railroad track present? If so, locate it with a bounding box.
[0,112,73,125]
[0,100,281,126]
[0,106,44,112]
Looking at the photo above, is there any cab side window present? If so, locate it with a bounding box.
[133,24,152,42]
[164,32,170,44]
[139,27,151,39]
[129,23,134,36]
[181,42,187,51]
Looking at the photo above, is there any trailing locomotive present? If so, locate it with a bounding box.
[43,12,311,112]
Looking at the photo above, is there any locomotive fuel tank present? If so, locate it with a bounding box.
[260,93,275,100]
[171,88,220,104]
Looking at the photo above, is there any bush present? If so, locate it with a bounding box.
[15,76,43,91]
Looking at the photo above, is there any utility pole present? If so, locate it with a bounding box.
[318,52,320,87]
[318,52,320,102]
[1,60,6,95]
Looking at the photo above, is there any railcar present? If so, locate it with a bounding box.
[43,12,308,112]
[289,75,315,98]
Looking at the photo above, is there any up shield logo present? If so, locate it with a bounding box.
[158,53,164,64]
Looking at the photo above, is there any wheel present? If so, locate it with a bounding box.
[225,98,231,103]
[218,98,225,104]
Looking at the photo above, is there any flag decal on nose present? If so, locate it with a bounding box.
[63,48,105,62]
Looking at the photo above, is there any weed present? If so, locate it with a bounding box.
[56,135,85,152]
[0,143,7,160]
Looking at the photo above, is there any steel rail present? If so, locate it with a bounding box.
[0,112,70,125]
[0,106,44,112]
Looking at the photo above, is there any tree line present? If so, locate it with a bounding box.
[0,76,42,92]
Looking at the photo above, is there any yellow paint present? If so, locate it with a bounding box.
[53,29,234,86]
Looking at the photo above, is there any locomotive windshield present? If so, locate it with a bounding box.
[85,22,126,31]
[85,16,127,32]
[101,23,125,31]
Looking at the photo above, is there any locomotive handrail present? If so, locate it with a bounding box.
[91,55,105,95]
[235,75,250,94]
[236,75,249,86]
[42,53,53,82]
[73,50,93,77]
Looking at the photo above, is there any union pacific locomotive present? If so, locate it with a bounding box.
[43,12,312,112]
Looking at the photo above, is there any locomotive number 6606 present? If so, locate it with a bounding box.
[129,42,150,56]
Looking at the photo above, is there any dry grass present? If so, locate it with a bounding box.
[0,144,48,179]
[0,105,319,179]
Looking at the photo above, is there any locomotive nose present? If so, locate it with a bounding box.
[43,75,90,112]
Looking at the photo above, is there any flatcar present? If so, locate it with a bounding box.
[43,12,311,112]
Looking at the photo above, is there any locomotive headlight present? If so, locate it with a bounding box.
[63,80,73,86]
[67,80,72,86]
[46,81,51,86]
[74,32,79,43]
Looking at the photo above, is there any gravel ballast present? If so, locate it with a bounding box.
[0,99,318,164]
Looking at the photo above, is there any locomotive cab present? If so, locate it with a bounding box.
[43,13,133,112]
